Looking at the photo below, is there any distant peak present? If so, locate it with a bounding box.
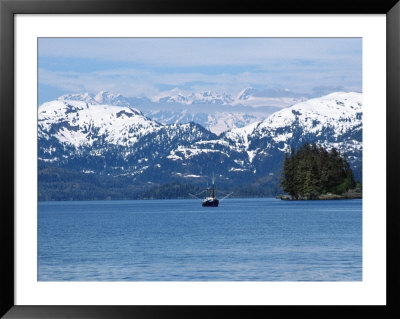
[236,87,256,100]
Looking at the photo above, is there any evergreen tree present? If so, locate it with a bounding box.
[280,143,356,199]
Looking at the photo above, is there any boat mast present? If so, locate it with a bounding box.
[211,173,215,199]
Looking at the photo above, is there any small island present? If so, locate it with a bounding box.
[279,143,362,200]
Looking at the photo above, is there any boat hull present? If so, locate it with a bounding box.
[202,199,219,207]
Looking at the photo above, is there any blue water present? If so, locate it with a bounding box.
[38,198,362,281]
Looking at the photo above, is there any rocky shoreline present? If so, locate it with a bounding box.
[276,189,362,200]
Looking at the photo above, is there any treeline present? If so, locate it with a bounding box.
[280,143,356,200]
[38,166,281,201]
[38,166,145,201]
[139,182,204,199]
[38,166,205,201]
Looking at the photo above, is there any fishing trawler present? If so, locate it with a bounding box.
[202,177,219,207]
[189,175,232,207]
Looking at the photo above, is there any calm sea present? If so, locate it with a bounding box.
[38,198,362,281]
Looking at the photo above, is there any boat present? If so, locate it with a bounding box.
[202,176,219,207]
[189,175,232,207]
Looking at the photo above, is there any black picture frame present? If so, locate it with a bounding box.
[1,0,399,318]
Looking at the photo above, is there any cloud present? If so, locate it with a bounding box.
[39,63,362,99]
[38,38,362,100]
[39,38,361,68]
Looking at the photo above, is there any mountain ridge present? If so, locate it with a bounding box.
[38,91,362,199]
[55,88,311,134]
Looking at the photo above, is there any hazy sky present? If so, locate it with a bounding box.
[38,38,362,104]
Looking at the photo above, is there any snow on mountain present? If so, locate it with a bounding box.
[146,109,263,135]
[57,90,263,134]
[233,87,308,108]
[236,87,257,101]
[146,87,300,133]
[203,112,261,135]
[153,89,234,105]
[56,88,307,134]
[92,91,132,107]
[38,100,158,148]
[152,87,307,108]
[234,96,308,108]
[38,99,220,178]
[254,91,361,146]
[224,92,362,178]
[39,91,362,185]
[58,92,97,104]
[257,92,361,129]
[58,91,132,107]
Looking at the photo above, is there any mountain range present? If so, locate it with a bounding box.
[38,91,362,200]
[57,88,308,134]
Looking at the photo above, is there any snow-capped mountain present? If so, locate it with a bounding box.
[56,90,273,134]
[153,90,234,105]
[38,99,219,179]
[58,91,133,107]
[153,91,234,105]
[147,87,305,133]
[56,88,303,134]
[152,87,308,108]
[224,92,362,180]
[226,91,362,150]
[39,100,159,148]
[146,109,264,135]
[38,92,362,188]
[233,87,308,108]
